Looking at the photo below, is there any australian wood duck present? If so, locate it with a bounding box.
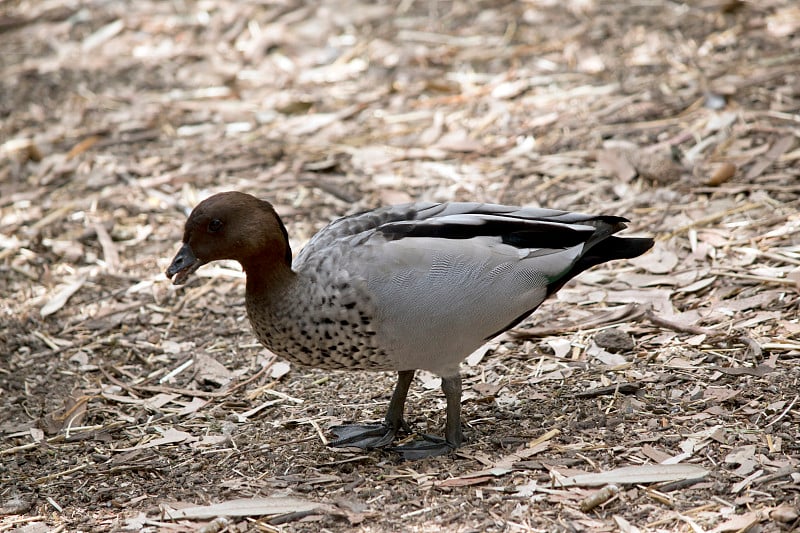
[167,191,653,459]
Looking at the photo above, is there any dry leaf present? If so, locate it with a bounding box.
[190,435,231,449]
[676,276,716,293]
[613,514,641,533]
[745,135,795,180]
[629,243,678,274]
[556,464,708,487]
[724,445,757,476]
[547,338,572,359]
[270,361,291,379]
[640,444,672,464]
[703,387,739,402]
[713,364,776,377]
[466,344,494,366]
[142,393,181,410]
[41,277,86,317]
[766,6,800,37]
[417,370,442,390]
[597,149,637,182]
[437,438,553,488]
[116,428,195,452]
[491,80,530,99]
[433,129,484,153]
[176,397,209,416]
[605,288,674,315]
[196,353,233,387]
[82,19,124,50]
[708,510,765,532]
[787,266,800,289]
[473,382,503,397]
[731,469,764,493]
[93,221,119,273]
[41,394,90,435]
[587,344,627,366]
[436,474,496,488]
[528,367,574,383]
[770,504,799,523]
[163,496,325,519]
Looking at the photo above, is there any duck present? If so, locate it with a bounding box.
[166,191,653,459]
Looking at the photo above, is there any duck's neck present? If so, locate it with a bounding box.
[241,255,297,301]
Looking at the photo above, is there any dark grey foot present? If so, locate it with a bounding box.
[386,374,465,460]
[329,423,401,449]
[329,370,416,450]
[388,434,457,460]
[328,371,464,461]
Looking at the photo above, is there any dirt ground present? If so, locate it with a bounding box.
[2,0,800,531]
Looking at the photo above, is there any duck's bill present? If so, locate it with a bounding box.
[166,243,203,285]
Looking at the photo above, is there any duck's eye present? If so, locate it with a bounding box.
[208,219,223,233]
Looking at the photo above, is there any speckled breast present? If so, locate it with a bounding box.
[245,280,394,371]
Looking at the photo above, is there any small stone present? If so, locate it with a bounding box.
[628,149,682,184]
[771,504,799,523]
[594,328,635,352]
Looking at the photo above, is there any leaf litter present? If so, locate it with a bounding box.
[1,0,799,531]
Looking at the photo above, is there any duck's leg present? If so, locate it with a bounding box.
[329,370,414,449]
[389,374,463,460]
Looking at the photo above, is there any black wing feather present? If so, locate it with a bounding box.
[379,216,630,250]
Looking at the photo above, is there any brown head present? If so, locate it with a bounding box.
[166,192,292,285]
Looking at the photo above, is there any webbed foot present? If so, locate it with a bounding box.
[388,434,456,460]
[329,422,403,449]
[328,370,415,450]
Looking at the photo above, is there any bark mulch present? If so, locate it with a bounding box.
[2,1,799,531]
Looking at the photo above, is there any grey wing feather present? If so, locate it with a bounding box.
[294,202,435,267]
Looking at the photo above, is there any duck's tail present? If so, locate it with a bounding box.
[544,236,654,297]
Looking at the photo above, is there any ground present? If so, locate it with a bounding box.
[1,0,800,531]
